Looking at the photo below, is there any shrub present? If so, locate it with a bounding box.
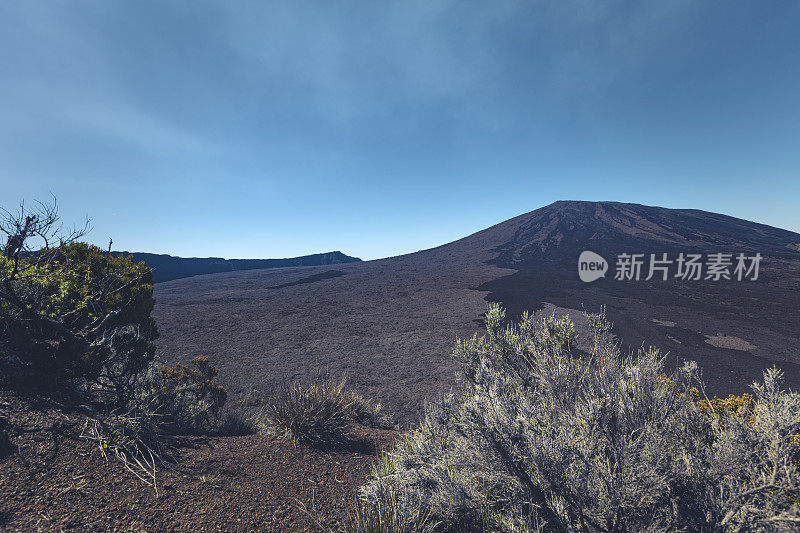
[82,355,253,491]
[0,200,157,398]
[1,242,158,394]
[691,388,757,421]
[362,305,800,532]
[132,356,230,434]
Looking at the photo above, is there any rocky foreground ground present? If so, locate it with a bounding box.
[0,390,396,532]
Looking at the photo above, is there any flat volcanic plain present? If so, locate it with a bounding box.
[153,201,800,425]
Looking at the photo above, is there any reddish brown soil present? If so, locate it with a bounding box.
[0,390,397,532]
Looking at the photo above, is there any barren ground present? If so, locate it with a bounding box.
[0,390,396,532]
[153,202,800,426]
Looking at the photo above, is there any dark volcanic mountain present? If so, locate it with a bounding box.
[153,201,800,425]
[110,250,361,283]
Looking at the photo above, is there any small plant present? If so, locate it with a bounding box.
[346,390,394,430]
[0,415,12,456]
[215,410,260,436]
[264,375,394,444]
[199,474,222,489]
[691,387,756,421]
[82,410,169,494]
[234,386,272,409]
[344,488,432,533]
[542,313,576,350]
[265,377,354,444]
[159,356,228,417]
[81,355,250,490]
[133,356,229,434]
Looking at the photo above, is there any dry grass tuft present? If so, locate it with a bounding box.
[81,411,170,495]
[343,489,432,533]
[265,378,354,445]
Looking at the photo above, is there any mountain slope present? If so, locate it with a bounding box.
[153,201,800,425]
[483,201,799,267]
[110,250,361,283]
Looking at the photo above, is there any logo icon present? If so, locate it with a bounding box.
[578,251,608,282]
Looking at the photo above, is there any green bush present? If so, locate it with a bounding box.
[83,355,253,490]
[362,305,800,532]
[0,202,254,494]
[1,240,157,398]
[34,242,156,336]
[132,356,232,434]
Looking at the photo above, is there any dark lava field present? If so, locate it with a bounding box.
[153,201,800,425]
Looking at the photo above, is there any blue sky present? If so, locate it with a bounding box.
[2,1,799,260]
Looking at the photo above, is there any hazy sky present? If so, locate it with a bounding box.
[2,1,799,260]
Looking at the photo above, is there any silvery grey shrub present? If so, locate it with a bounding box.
[361,305,800,532]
